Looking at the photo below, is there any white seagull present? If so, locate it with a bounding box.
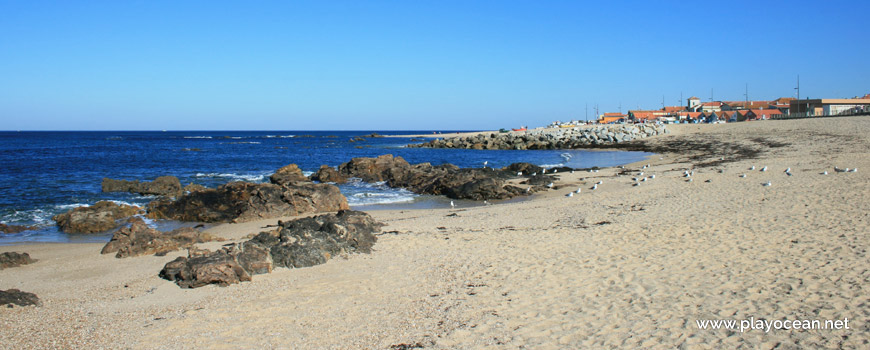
[762,181,771,187]
[760,166,768,172]
[591,184,598,190]
[450,201,455,209]
[596,181,603,185]
[649,175,655,179]
[821,171,828,175]
[547,182,554,188]
[750,166,756,170]
[739,174,747,178]
[566,192,574,197]
[784,167,791,173]
[553,169,558,173]
[575,188,582,194]
[526,186,532,192]
[517,171,523,176]
[483,161,488,168]
[542,169,547,174]
[849,168,858,173]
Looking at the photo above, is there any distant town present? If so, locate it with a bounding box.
[549,93,870,127]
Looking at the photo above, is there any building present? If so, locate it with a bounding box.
[599,113,627,124]
[789,98,870,116]
[628,110,668,123]
[687,96,701,112]
[744,109,783,120]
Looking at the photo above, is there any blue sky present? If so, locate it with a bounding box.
[1,0,867,130]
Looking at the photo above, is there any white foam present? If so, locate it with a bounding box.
[220,141,261,144]
[184,136,213,139]
[264,135,295,138]
[538,163,565,168]
[54,203,90,210]
[340,178,418,206]
[194,172,268,182]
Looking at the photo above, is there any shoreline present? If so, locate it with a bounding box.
[2,116,868,348]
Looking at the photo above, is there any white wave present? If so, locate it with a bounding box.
[107,200,142,208]
[54,203,90,210]
[264,135,295,138]
[184,136,213,139]
[340,179,418,206]
[194,172,268,182]
[538,163,565,168]
[302,171,314,177]
[4,209,51,225]
[220,141,261,144]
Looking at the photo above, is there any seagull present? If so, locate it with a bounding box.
[588,169,593,173]
[849,168,858,173]
[553,169,558,173]
[596,181,602,185]
[450,201,455,209]
[483,161,488,168]
[641,177,647,182]
[686,178,693,182]
[633,182,640,187]
[517,171,523,176]
[705,179,712,183]
[760,166,768,172]
[649,175,655,179]
[593,170,599,173]
[570,170,574,174]
[786,172,792,176]
[739,174,747,178]
[526,186,532,192]
[566,192,574,197]
[720,157,725,161]
[575,188,582,194]
[784,167,791,173]
[632,177,638,181]
[762,181,771,187]
[591,184,598,190]
[542,169,547,174]
[484,200,489,205]
[834,167,844,173]
[750,166,756,170]
[690,170,695,176]
[638,172,644,176]
[547,182,554,188]
[821,171,828,175]
[532,172,537,176]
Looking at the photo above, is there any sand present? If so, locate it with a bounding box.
[2,117,868,349]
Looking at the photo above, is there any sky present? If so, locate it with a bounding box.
[1,0,868,130]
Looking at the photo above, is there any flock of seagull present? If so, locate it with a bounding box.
[449,159,858,208]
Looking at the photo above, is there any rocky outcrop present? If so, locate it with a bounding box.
[183,183,207,193]
[0,223,37,234]
[336,154,552,200]
[0,289,41,307]
[269,164,309,187]
[407,124,668,150]
[310,165,347,184]
[102,176,183,197]
[100,217,222,258]
[52,201,142,234]
[0,252,36,269]
[146,181,349,223]
[160,210,381,288]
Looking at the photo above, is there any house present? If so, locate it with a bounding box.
[720,110,739,122]
[704,111,721,123]
[699,101,724,113]
[676,111,703,122]
[599,113,626,124]
[687,97,701,112]
[744,109,783,120]
[790,98,870,116]
[721,101,773,111]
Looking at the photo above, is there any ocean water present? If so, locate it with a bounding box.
[0,131,653,244]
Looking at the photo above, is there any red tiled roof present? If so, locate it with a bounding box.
[688,96,700,100]
[700,102,723,106]
[603,112,626,117]
[662,106,685,113]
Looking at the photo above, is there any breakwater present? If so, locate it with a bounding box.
[407,124,669,150]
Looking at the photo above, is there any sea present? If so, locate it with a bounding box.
[0,130,654,244]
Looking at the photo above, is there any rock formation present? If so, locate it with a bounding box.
[146,180,349,223]
[0,223,37,234]
[159,210,382,288]
[100,217,222,258]
[0,252,37,269]
[102,176,183,197]
[310,165,347,184]
[52,201,142,234]
[407,124,668,150]
[0,289,41,307]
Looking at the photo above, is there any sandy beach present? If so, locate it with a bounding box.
[2,117,868,349]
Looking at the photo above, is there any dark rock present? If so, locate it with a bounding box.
[0,252,37,269]
[310,165,347,184]
[100,217,222,258]
[502,163,543,176]
[160,210,381,288]
[183,183,207,193]
[264,210,381,268]
[337,155,536,200]
[147,181,349,223]
[159,249,252,288]
[52,201,142,234]
[0,223,38,234]
[102,176,183,197]
[360,133,384,138]
[0,289,41,307]
[269,164,309,186]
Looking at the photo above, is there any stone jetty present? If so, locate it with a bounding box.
[408,124,668,150]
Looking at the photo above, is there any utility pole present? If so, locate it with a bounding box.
[585,103,588,122]
[710,88,714,102]
[795,75,801,115]
[618,102,622,114]
[662,95,665,109]
[744,83,749,107]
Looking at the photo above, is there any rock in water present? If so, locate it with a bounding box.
[159,210,382,288]
[0,289,41,307]
[147,181,349,223]
[310,165,348,184]
[0,223,38,234]
[102,176,182,197]
[100,217,222,258]
[269,164,309,186]
[52,201,142,233]
[0,252,37,269]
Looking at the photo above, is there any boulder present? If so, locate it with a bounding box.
[102,176,182,197]
[502,163,543,176]
[338,154,412,183]
[310,165,347,184]
[269,164,309,186]
[100,217,222,258]
[52,201,142,234]
[0,252,37,269]
[183,183,207,193]
[159,249,252,288]
[159,210,381,288]
[147,181,349,223]
[0,223,37,234]
[0,289,41,307]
